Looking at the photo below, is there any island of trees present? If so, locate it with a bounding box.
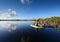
[36,17,60,28]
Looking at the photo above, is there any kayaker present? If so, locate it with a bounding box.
[36,22,39,26]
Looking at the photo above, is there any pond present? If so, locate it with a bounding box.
[0,21,60,42]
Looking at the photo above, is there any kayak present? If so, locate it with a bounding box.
[30,24,44,29]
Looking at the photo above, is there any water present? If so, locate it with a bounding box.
[0,21,60,42]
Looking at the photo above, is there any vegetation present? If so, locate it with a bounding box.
[37,17,60,27]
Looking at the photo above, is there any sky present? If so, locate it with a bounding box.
[0,0,60,19]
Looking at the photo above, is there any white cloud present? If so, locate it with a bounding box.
[20,0,25,4]
[0,9,17,19]
[20,0,32,4]
[5,14,12,18]
[11,10,16,15]
[26,0,30,3]
[8,8,12,11]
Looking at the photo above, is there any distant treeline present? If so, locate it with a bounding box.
[37,17,60,27]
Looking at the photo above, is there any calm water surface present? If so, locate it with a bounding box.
[0,21,60,42]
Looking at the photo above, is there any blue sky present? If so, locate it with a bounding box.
[0,0,60,19]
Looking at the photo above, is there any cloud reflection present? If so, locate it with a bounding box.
[8,29,12,32]
[11,26,17,30]
[0,21,17,32]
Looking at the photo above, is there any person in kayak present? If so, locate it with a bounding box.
[36,23,38,26]
[33,22,40,27]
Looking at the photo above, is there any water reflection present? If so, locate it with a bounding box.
[1,21,60,42]
[0,21,17,32]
